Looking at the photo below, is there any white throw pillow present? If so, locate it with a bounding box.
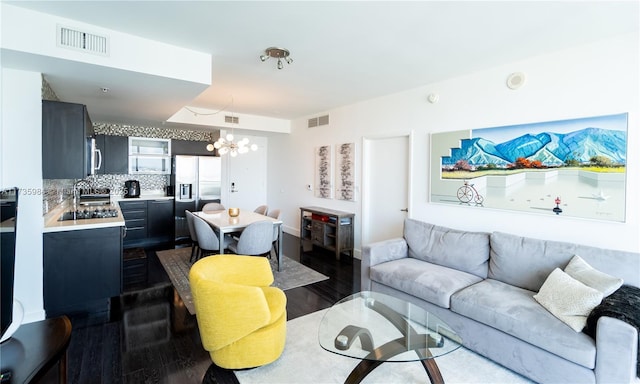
[564,255,623,297]
[534,268,603,332]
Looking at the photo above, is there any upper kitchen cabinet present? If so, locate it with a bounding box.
[42,100,96,179]
[128,137,171,174]
[171,139,218,156]
[95,135,129,174]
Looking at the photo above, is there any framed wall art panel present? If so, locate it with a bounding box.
[430,113,628,222]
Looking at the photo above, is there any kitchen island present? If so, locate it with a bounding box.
[43,198,125,317]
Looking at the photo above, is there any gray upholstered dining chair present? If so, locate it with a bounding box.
[192,214,230,260]
[266,209,281,258]
[227,220,274,257]
[185,210,200,262]
[202,202,225,212]
[253,205,268,215]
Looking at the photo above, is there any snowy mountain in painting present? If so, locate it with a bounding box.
[441,127,626,167]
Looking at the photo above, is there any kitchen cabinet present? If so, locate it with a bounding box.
[120,200,147,246]
[43,226,122,317]
[171,139,217,156]
[95,134,129,174]
[147,199,174,241]
[300,206,355,260]
[42,100,94,179]
[120,199,173,248]
[128,137,171,174]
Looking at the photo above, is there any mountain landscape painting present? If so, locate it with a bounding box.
[430,113,628,222]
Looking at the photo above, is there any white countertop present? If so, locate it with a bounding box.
[113,193,173,202]
[43,198,125,233]
[44,192,173,232]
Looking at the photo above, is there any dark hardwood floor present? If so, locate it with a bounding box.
[59,233,360,384]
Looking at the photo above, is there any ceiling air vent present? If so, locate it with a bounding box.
[57,25,109,56]
[224,115,239,124]
[308,114,329,128]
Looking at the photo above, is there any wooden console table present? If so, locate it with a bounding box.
[300,206,354,260]
[0,316,72,383]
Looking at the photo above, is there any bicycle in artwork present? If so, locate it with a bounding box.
[456,180,484,205]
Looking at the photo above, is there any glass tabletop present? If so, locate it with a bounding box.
[318,291,462,362]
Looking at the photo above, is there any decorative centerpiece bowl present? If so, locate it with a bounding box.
[228,208,240,217]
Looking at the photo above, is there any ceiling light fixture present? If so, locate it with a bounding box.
[212,134,258,157]
[207,96,258,156]
[260,47,293,70]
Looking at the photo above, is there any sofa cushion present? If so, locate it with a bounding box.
[534,268,603,332]
[404,219,490,278]
[451,278,596,369]
[489,231,577,291]
[370,258,482,309]
[564,255,623,297]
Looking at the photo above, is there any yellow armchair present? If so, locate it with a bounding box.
[189,255,287,369]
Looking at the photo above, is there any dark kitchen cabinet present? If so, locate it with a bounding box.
[120,199,173,248]
[43,226,123,317]
[148,199,174,242]
[120,200,147,247]
[95,134,128,174]
[42,100,94,179]
[171,139,217,156]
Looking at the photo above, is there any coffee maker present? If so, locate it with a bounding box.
[124,180,140,198]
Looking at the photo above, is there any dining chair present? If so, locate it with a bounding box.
[266,209,281,258]
[227,220,274,257]
[253,205,268,215]
[185,210,200,262]
[202,202,225,212]
[192,214,230,260]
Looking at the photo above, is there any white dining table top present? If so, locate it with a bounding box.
[194,209,282,232]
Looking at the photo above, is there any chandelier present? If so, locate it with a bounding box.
[209,133,258,157]
[260,47,293,70]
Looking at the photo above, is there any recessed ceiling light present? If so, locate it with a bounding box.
[101,87,110,93]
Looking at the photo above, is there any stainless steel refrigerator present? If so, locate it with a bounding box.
[171,155,222,241]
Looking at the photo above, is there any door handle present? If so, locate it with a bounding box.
[400,208,408,212]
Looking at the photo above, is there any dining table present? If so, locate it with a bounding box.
[193,209,284,271]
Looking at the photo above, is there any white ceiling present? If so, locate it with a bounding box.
[5,1,639,131]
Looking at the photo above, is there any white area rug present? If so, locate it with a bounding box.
[235,309,535,384]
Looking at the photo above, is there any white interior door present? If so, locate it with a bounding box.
[362,134,411,245]
[221,135,267,211]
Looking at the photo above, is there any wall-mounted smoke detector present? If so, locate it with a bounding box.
[308,114,329,128]
[506,72,526,90]
[57,25,109,56]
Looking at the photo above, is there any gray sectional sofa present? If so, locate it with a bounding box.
[361,218,640,384]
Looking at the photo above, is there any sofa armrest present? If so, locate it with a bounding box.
[361,238,408,291]
[595,316,638,383]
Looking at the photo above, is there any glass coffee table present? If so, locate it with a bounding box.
[318,291,462,384]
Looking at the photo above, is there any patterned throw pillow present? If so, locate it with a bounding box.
[534,268,603,332]
[564,255,623,297]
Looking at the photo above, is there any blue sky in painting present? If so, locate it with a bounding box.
[472,113,628,144]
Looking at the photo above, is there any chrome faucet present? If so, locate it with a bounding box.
[72,179,93,209]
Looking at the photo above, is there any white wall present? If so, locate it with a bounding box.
[1,68,45,322]
[267,33,640,255]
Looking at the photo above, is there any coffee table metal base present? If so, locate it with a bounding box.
[336,299,446,384]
